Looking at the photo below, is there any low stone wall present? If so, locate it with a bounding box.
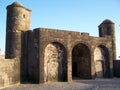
[113,60,120,77]
[0,57,20,89]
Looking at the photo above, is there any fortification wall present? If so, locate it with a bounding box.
[27,30,39,83]
[0,58,20,89]
[34,28,114,83]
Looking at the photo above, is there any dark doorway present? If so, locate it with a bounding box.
[72,62,78,77]
[72,43,91,79]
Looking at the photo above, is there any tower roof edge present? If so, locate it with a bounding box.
[6,2,31,12]
[102,19,114,24]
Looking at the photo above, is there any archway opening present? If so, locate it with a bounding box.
[44,42,67,82]
[72,43,91,79]
[94,46,110,78]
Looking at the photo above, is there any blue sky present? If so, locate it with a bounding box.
[0,0,120,58]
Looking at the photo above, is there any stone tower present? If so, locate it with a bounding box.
[5,2,31,58]
[98,19,116,60]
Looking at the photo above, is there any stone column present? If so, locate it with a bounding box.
[67,33,72,82]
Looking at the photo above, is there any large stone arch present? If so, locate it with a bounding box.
[94,45,110,78]
[44,42,67,82]
[72,43,91,79]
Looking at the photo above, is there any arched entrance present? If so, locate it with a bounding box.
[72,43,91,79]
[44,42,67,82]
[94,46,110,78]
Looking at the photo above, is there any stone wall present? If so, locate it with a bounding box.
[19,30,40,83]
[5,32,22,58]
[27,30,39,83]
[113,60,120,77]
[36,28,113,83]
[1,27,114,88]
[37,28,75,83]
[0,58,20,89]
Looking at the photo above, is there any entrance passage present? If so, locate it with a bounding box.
[94,46,110,78]
[72,43,91,79]
[44,42,67,82]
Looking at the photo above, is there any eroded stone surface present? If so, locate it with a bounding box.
[44,43,67,82]
[94,47,110,78]
[0,58,20,88]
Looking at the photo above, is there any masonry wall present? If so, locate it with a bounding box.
[27,30,39,83]
[113,60,120,77]
[37,28,74,83]
[19,30,39,83]
[5,32,22,58]
[35,28,113,83]
[0,58,20,88]
[1,27,114,88]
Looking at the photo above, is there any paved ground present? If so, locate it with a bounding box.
[1,78,120,90]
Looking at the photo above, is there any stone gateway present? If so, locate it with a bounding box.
[0,2,118,89]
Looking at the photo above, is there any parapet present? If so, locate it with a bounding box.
[81,32,89,36]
